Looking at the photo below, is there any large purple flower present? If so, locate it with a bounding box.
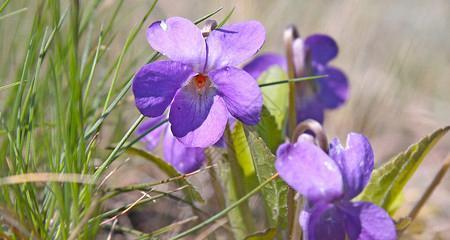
[243,34,348,123]
[137,117,205,174]
[275,133,396,240]
[133,17,265,148]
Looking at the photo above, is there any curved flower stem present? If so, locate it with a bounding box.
[284,25,299,136]
[284,25,302,240]
[292,119,329,153]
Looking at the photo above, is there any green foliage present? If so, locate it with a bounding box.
[245,228,277,240]
[230,121,258,190]
[222,123,257,238]
[357,126,450,214]
[255,106,284,153]
[0,1,221,239]
[258,66,289,129]
[247,131,288,229]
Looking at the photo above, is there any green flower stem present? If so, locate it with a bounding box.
[170,173,279,240]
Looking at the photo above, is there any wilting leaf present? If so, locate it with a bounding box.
[245,228,277,240]
[247,131,288,228]
[356,126,450,214]
[258,66,289,129]
[255,106,284,153]
[126,147,204,203]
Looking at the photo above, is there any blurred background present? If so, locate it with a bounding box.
[1,0,449,239]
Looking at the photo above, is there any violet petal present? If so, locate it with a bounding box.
[206,21,265,71]
[147,17,206,71]
[329,133,374,199]
[209,66,263,125]
[275,141,343,204]
[133,60,193,117]
[176,96,228,148]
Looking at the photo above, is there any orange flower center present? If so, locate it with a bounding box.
[194,74,208,89]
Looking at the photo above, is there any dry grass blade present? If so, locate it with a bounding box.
[0,173,95,186]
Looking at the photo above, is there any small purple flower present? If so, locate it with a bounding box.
[275,133,396,240]
[243,33,348,123]
[137,117,205,174]
[133,17,265,148]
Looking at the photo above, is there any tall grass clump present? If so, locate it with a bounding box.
[0,0,166,238]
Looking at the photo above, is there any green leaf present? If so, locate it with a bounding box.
[223,122,257,238]
[356,126,450,213]
[246,131,288,229]
[245,228,277,240]
[255,106,284,153]
[125,147,204,203]
[258,66,289,129]
[230,122,258,190]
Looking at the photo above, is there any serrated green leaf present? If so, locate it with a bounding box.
[246,131,288,229]
[255,106,284,153]
[258,66,289,129]
[125,147,204,203]
[245,228,277,240]
[356,126,450,213]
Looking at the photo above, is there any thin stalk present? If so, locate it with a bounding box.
[408,154,450,221]
[258,75,326,88]
[170,173,279,240]
[93,114,145,181]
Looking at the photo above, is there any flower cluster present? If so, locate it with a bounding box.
[275,133,396,240]
[132,16,397,240]
[244,33,349,123]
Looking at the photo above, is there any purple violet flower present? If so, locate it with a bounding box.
[243,34,349,124]
[137,116,205,174]
[275,133,396,240]
[133,17,265,148]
